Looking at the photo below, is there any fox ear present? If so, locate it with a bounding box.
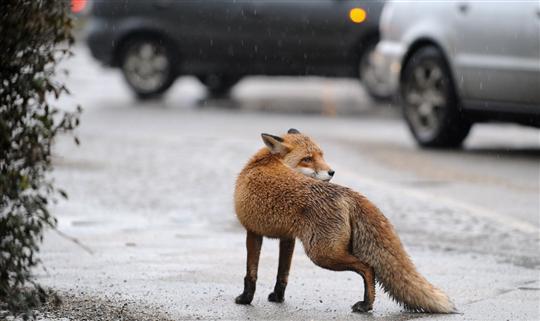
[261,133,289,155]
[287,128,300,134]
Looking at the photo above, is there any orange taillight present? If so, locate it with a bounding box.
[349,8,367,24]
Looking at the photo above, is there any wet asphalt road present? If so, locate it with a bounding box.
[36,46,540,320]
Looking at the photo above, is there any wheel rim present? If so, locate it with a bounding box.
[360,46,393,99]
[404,61,448,140]
[123,42,170,93]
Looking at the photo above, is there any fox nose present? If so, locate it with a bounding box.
[328,169,335,177]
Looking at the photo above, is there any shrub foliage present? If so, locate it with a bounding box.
[0,0,79,315]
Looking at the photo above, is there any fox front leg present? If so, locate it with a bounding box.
[235,230,263,305]
[268,238,295,303]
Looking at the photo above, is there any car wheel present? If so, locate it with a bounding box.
[120,37,176,100]
[401,46,471,148]
[359,42,394,102]
[199,74,239,98]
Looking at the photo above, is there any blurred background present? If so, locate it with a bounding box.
[38,1,540,320]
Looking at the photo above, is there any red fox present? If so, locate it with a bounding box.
[234,129,455,313]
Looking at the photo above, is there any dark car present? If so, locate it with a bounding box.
[86,0,389,100]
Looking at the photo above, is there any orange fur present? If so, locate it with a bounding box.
[234,129,455,313]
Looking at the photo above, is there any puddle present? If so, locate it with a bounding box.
[71,220,106,226]
[399,180,450,187]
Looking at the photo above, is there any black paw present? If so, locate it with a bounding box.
[268,292,284,303]
[235,293,253,305]
[352,301,372,313]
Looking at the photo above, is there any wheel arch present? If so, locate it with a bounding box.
[353,31,380,68]
[399,38,460,99]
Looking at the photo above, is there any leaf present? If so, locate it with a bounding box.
[58,189,68,199]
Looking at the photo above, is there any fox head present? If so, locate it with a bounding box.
[261,128,335,182]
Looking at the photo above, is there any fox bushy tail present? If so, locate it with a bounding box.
[352,217,456,313]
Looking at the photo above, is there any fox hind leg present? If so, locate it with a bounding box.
[268,238,295,303]
[305,247,375,312]
[235,230,263,305]
[351,263,375,313]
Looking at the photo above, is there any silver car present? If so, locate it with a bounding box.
[374,1,540,147]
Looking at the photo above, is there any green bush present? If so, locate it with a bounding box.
[0,0,80,316]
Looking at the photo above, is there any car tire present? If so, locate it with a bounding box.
[199,74,240,98]
[400,46,472,148]
[359,42,394,102]
[119,37,177,100]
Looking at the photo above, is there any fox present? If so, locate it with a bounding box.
[233,128,456,313]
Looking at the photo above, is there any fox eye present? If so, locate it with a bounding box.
[301,156,313,163]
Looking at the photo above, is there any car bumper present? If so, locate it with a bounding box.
[373,40,405,94]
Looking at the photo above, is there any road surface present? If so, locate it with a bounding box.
[35,46,540,321]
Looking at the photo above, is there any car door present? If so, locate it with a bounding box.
[244,0,376,75]
[151,0,250,74]
[453,1,540,106]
